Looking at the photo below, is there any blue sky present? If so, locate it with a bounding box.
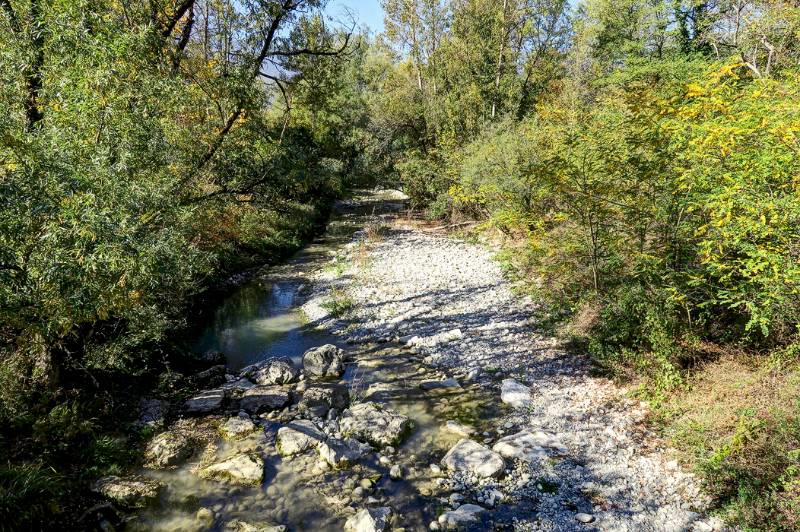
[325,0,385,34]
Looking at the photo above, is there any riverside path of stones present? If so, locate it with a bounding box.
[91,192,726,532]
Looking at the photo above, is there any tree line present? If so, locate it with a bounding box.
[1,0,800,528]
[365,0,800,527]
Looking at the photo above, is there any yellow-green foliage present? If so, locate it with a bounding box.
[663,65,800,338]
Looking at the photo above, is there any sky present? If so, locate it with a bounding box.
[325,0,385,34]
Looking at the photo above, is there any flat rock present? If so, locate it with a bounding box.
[438,504,484,529]
[92,475,164,508]
[441,439,504,478]
[345,507,392,532]
[251,357,299,385]
[419,378,461,391]
[239,386,290,414]
[144,430,194,469]
[224,521,287,532]
[184,388,226,414]
[277,419,327,456]
[443,420,475,438]
[492,430,567,461]
[298,384,349,418]
[318,437,371,469]
[340,402,411,447]
[220,416,258,440]
[199,453,264,486]
[222,377,257,395]
[302,344,345,379]
[500,379,531,408]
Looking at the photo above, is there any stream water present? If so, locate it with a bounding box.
[130,192,499,531]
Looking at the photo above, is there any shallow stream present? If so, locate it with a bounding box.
[131,193,499,531]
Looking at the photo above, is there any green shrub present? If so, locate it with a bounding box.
[0,464,62,531]
[588,286,683,392]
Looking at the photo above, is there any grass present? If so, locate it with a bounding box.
[653,350,800,530]
[323,256,348,278]
[0,464,62,530]
[321,287,356,318]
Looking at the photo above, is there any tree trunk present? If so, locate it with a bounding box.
[491,0,509,119]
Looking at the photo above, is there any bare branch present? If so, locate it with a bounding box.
[268,32,353,58]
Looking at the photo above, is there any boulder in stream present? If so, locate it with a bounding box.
[219,416,258,440]
[344,507,393,532]
[438,504,485,529]
[250,357,299,385]
[302,344,345,379]
[92,475,164,508]
[190,364,227,388]
[298,384,349,418]
[239,385,290,414]
[144,430,195,469]
[277,419,326,456]
[198,452,264,486]
[339,402,411,448]
[441,439,505,478]
[318,437,371,469]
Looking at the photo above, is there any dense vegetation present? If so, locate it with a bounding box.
[0,0,375,527]
[366,0,800,528]
[1,0,799,529]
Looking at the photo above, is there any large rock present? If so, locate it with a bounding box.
[438,504,485,529]
[500,379,532,408]
[318,437,371,469]
[344,507,392,532]
[185,388,226,414]
[219,416,258,440]
[144,430,194,469]
[441,439,505,478]
[199,453,264,486]
[92,475,164,508]
[302,344,345,379]
[136,398,169,428]
[492,430,567,462]
[298,384,349,418]
[277,419,326,456]
[239,386,290,414]
[251,357,299,385]
[191,365,227,388]
[339,402,411,448]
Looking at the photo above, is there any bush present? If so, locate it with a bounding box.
[588,286,684,392]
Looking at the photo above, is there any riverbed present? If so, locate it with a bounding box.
[129,191,499,531]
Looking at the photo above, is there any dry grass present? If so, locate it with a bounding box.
[658,352,800,529]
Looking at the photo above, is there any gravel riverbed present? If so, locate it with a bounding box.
[303,209,725,532]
